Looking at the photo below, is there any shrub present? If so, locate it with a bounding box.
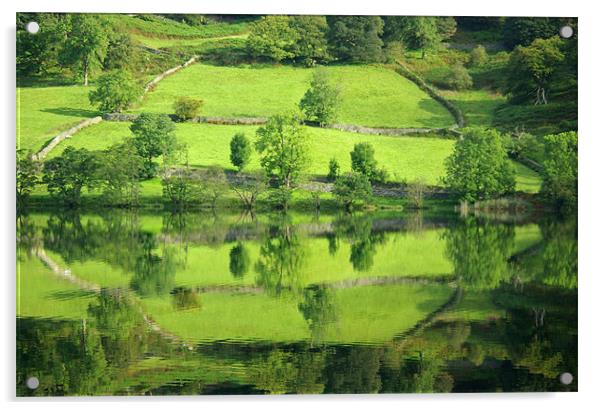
[443,127,516,202]
[327,157,340,182]
[88,70,140,113]
[469,45,488,67]
[173,96,203,121]
[448,63,473,90]
[333,172,373,211]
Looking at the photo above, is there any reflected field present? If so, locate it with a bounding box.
[16,210,577,395]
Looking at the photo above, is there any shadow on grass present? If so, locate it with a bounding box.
[41,107,99,118]
[416,99,458,128]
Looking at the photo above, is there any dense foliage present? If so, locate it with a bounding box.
[540,132,578,211]
[443,128,516,201]
[350,143,387,183]
[229,132,252,172]
[89,70,140,113]
[299,69,341,126]
[173,96,203,121]
[327,16,385,63]
[333,172,373,211]
[130,113,177,179]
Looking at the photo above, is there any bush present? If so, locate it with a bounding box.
[16,150,40,206]
[327,157,340,182]
[448,63,473,90]
[173,96,203,121]
[130,113,177,179]
[350,142,388,183]
[230,132,252,172]
[333,172,373,211]
[161,170,204,208]
[88,70,140,113]
[443,127,516,202]
[469,45,488,67]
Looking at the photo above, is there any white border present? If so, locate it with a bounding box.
[2,1,600,408]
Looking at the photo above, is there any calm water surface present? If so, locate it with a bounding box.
[16,210,577,395]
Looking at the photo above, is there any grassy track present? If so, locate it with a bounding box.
[16,85,98,152]
[49,121,541,191]
[134,64,456,128]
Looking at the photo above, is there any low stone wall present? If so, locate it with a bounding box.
[327,123,451,137]
[144,56,198,94]
[33,116,103,161]
[103,113,268,126]
[393,62,466,128]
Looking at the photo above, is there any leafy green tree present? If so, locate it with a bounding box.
[173,96,203,121]
[299,68,341,126]
[289,15,331,65]
[333,172,373,211]
[350,142,387,183]
[103,32,137,71]
[42,146,99,206]
[230,132,252,172]
[17,13,68,75]
[89,69,140,113]
[469,45,488,67]
[229,242,250,278]
[97,140,143,206]
[16,150,40,206]
[327,157,340,182]
[443,128,516,201]
[384,16,441,58]
[505,36,565,105]
[130,113,177,179]
[255,112,309,189]
[247,16,298,62]
[327,16,385,63]
[540,132,577,210]
[61,14,109,85]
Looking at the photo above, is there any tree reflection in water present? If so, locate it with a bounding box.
[16,210,577,395]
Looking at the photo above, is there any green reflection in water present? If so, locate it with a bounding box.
[16,211,577,395]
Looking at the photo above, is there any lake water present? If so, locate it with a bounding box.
[16,210,577,395]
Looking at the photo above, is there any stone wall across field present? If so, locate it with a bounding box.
[33,116,103,161]
[144,56,198,94]
[327,123,453,137]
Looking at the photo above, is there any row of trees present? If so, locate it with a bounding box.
[247,15,456,64]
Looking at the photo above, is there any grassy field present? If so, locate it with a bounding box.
[106,14,251,40]
[16,85,98,152]
[439,89,505,127]
[134,64,456,128]
[49,121,541,191]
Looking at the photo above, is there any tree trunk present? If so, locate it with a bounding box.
[83,56,89,86]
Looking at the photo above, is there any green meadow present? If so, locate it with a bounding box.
[16,85,98,152]
[49,121,541,191]
[133,64,456,128]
